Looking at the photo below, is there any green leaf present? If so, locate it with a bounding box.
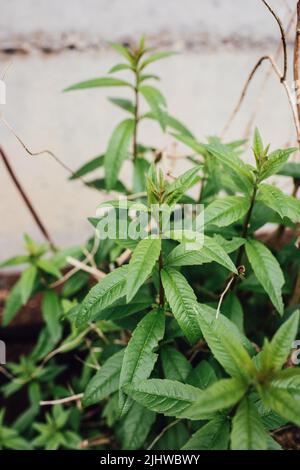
[37,259,61,279]
[64,77,132,92]
[108,97,135,114]
[20,266,38,304]
[260,311,299,372]
[161,346,192,382]
[245,239,285,315]
[41,291,62,343]
[257,184,300,223]
[108,63,133,74]
[119,402,155,450]
[221,291,244,333]
[172,133,207,155]
[270,368,300,399]
[204,196,250,227]
[126,237,161,302]
[0,255,30,268]
[252,127,264,161]
[2,279,23,325]
[165,235,237,273]
[161,268,202,344]
[163,166,201,205]
[145,112,194,138]
[124,379,201,417]
[285,195,300,223]
[109,42,134,63]
[83,349,124,406]
[186,360,217,389]
[182,416,230,450]
[231,397,267,450]
[259,383,300,426]
[196,303,255,380]
[76,266,128,326]
[104,119,135,190]
[140,51,176,70]
[69,155,104,180]
[139,85,167,131]
[120,309,165,413]
[206,142,254,194]
[259,148,297,181]
[182,378,248,419]
[133,157,150,193]
[278,162,300,178]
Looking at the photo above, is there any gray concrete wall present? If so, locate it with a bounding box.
[0,0,298,258]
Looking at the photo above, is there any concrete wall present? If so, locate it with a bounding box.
[0,0,298,258]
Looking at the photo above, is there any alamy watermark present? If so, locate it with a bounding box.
[94,200,204,250]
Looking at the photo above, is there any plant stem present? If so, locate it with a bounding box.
[133,69,139,161]
[0,146,56,251]
[236,183,257,267]
[158,251,164,307]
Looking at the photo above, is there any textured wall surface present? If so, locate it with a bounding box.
[0,0,298,257]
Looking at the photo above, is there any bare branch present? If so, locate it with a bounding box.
[261,0,287,81]
[0,146,56,250]
[222,55,300,140]
[66,256,106,281]
[40,393,83,406]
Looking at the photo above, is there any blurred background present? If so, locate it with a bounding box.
[0,0,297,257]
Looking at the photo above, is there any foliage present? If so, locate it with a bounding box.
[0,40,300,451]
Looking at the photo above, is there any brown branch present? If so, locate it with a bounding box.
[222,55,300,141]
[244,11,295,139]
[40,393,83,406]
[290,1,300,306]
[0,146,56,250]
[294,2,300,133]
[261,0,287,81]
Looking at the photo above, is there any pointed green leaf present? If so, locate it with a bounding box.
[119,309,165,413]
[165,237,237,273]
[69,155,104,180]
[257,184,300,222]
[161,346,192,382]
[64,77,132,92]
[206,142,254,194]
[231,397,267,450]
[204,196,250,227]
[124,379,201,417]
[108,97,135,114]
[83,349,125,406]
[139,85,167,131]
[140,51,176,70]
[261,311,299,372]
[105,119,135,190]
[2,279,23,326]
[41,290,62,343]
[259,148,297,181]
[163,166,201,205]
[196,303,255,380]
[182,416,230,450]
[161,268,202,344]
[20,266,38,304]
[119,402,155,450]
[126,237,161,302]
[182,378,248,419]
[245,239,285,315]
[186,360,217,389]
[76,266,128,326]
[259,384,300,427]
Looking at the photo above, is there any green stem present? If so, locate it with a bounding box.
[133,69,139,161]
[235,182,258,267]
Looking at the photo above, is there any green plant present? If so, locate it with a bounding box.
[1,39,300,451]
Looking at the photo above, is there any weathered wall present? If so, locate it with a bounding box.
[0,0,298,257]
